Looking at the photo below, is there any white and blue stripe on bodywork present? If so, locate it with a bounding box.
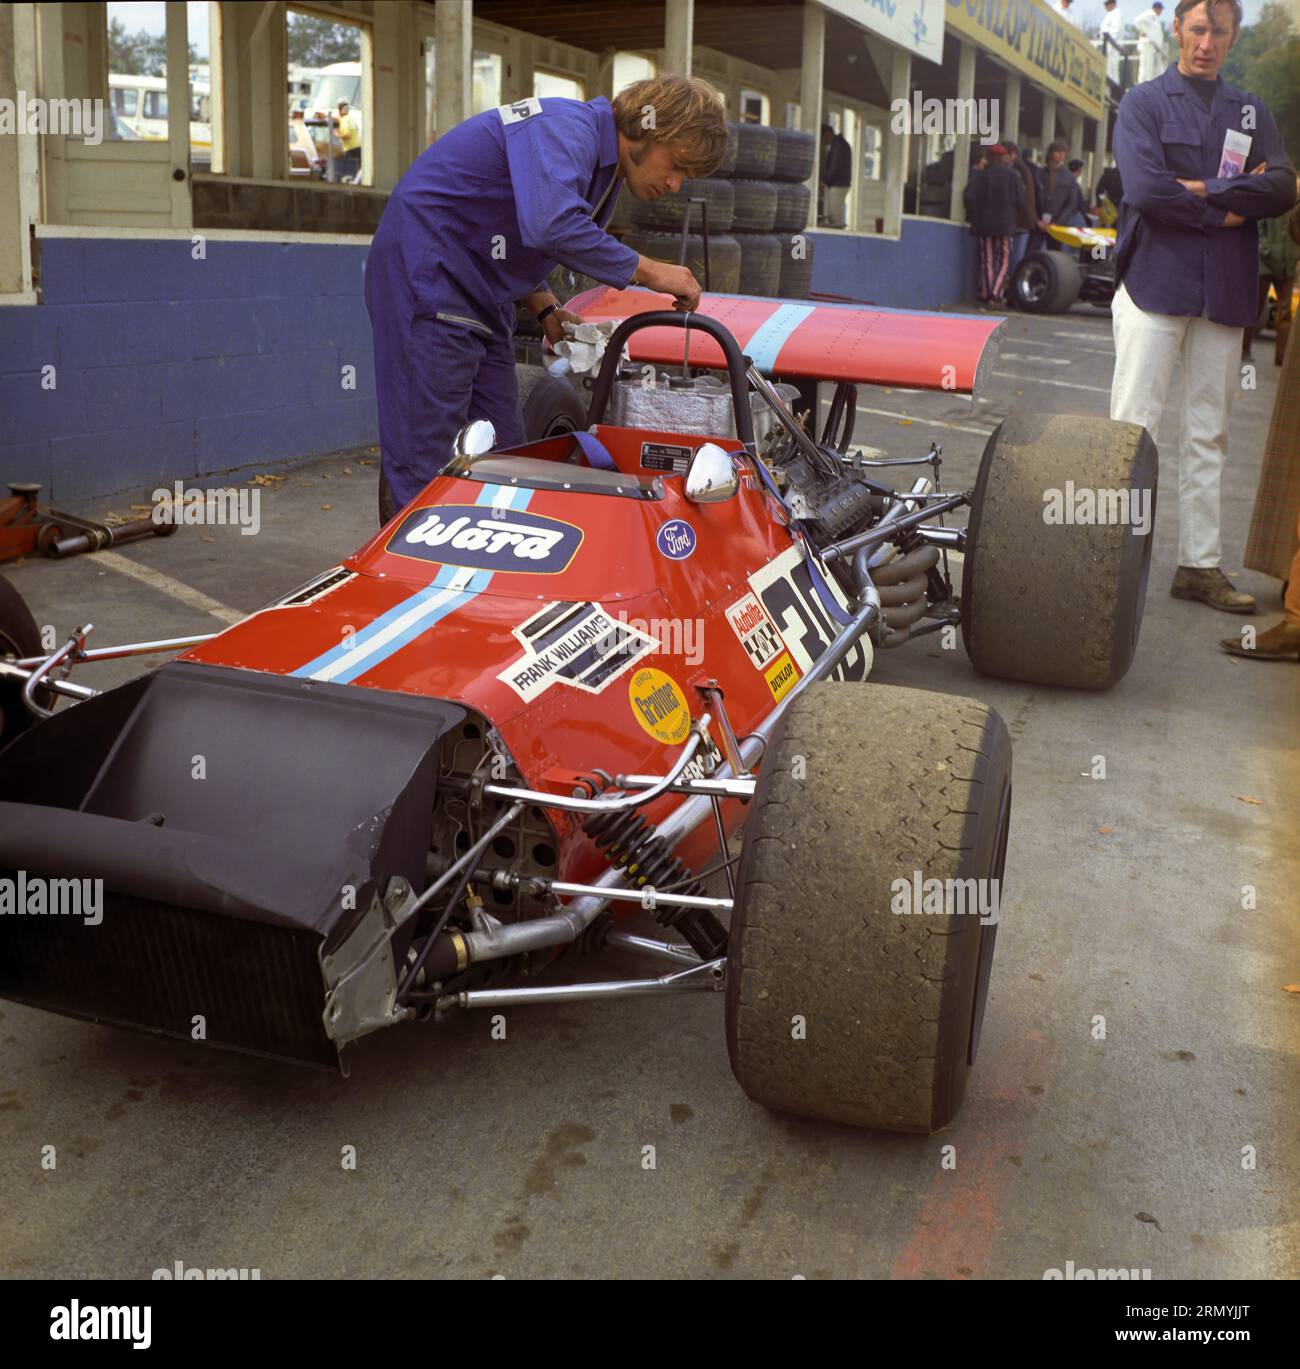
[291,482,532,685]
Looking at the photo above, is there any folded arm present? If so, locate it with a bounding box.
[1114,93,1228,233]
[1201,107,1296,219]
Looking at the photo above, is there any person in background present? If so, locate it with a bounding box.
[335,102,361,183]
[1067,159,1090,225]
[1229,200,1300,658]
[1059,0,1083,26]
[1110,0,1297,613]
[1095,157,1125,224]
[820,122,853,229]
[1100,0,1125,85]
[1242,176,1300,364]
[1133,2,1168,83]
[965,145,1024,307]
[1003,141,1039,271]
[1035,141,1086,247]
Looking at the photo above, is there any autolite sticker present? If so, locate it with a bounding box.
[629,667,691,746]
[499,602,657,702]
[387,504,583,574]
[726,591,784,669]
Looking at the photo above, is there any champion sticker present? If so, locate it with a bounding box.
[387,504,582,574]
[498,97,542,125]
[656,519,696,561]
[498,602,657,702]
[629,667,691,746]
[726,591,783,669]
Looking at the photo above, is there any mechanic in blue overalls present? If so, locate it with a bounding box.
[365,76,728,523]
[1110,0,1295,613]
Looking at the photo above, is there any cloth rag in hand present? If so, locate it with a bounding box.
[548,318,620,376]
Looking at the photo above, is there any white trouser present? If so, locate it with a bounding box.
[826,185,848,228]
[1106,50,1120,85]
[1110,283,1242,568]
[1137,40,1161,84]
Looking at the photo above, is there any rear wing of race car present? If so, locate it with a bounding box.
[568,287,1006,400]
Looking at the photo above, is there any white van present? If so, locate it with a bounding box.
[109,72,211,161]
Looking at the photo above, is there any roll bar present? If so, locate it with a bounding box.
[585,309,757,451]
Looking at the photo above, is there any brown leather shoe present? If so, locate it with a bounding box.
[1170,566,1256,613]
[1219,619,1300,660]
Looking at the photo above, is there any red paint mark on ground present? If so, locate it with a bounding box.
[891,1029,1053,1280]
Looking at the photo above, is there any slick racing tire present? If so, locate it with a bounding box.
[726,681,1012,1133]
[715,123,740,177]
[961,413,1157,690]
[729,121,777,178]
[628,177,735,234]
[516,364,587,440]
[729,179,778,232]
[733,232,781,296]
[0,574,50,745]
[621,229,741,294]
[771,128,816,183]
[772,182,812,233]
[775,233,814,298]
[1010,250,1082,313]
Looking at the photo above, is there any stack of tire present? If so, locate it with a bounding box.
[621,122,816,299]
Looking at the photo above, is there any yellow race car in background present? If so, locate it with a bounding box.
[1010,223,1117,314]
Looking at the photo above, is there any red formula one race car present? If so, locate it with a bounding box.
[0,304,1155,1133]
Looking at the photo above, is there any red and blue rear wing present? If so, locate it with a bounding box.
[568,287,1006,399]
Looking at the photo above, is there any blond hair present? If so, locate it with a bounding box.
[611,75,728,178]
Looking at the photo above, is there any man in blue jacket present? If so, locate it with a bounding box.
[1110,0,1295,612]
[366,76,727,521]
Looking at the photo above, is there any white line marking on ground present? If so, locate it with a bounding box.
[1052,329,1114,347]
[96,551,245,624]
[1001,353,1072,364]
[1012,336,1116,355]
[992,371,1112,394]
[853,405,998,435]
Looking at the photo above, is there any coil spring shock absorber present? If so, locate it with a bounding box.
[583,809,727,960]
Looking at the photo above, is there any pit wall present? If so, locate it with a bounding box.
[808,219,980,311]
[1,230,376,502]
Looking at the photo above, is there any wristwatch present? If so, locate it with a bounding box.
[536,303,558,324]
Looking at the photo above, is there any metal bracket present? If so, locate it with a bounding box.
[321,876,421,1044]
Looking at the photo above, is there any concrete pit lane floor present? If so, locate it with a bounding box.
[1,303,1296,1281]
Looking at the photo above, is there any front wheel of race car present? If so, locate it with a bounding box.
[961,413,1157,689]
[726,681,1011,1133]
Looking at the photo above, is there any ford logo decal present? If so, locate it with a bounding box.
[656,520,696,561]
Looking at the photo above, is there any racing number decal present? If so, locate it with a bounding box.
[747,545,871,682]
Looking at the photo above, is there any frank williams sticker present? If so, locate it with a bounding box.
[726,591,783,668]
[656,519,696,560]
[499,601,657,702]
[388,504,583,574]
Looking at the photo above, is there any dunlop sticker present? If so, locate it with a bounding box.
[629,667,691,746]
[764,651,798,702]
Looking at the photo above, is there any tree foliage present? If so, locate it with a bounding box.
[107,16,166,76]
[1222,3,1300,166]
[286,12,361,69]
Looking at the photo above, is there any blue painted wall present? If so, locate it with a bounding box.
[809,219,979,310]
[0,237,377,502]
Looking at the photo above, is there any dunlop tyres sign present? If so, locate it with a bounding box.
[945,0,1106,122]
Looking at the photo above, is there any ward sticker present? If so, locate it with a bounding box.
[726,591,783,669]
[629,667,691,746]
[498,602,657,702]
